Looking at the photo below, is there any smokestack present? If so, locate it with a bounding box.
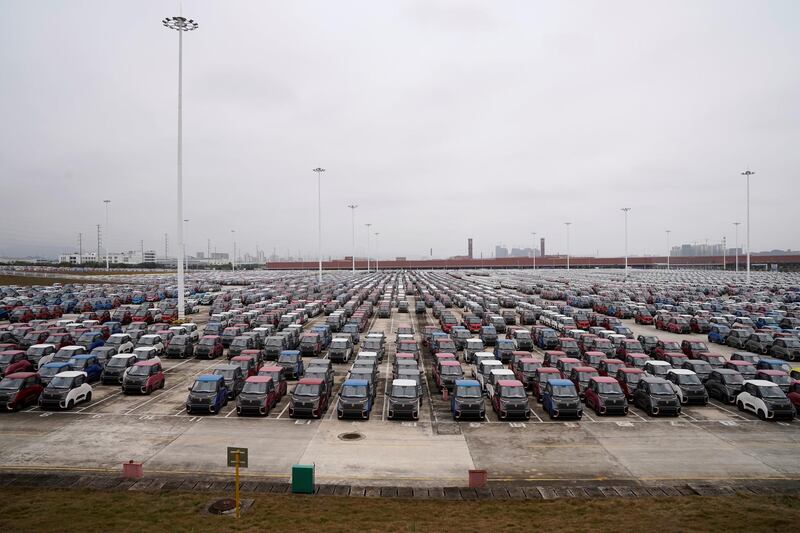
[468,238,473,259]
[540,237,545,258]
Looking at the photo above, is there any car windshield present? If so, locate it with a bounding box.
[139,337,157,346]
[770,375,791,386]
[278,355,297,363]
[759,385,785,399]
[341,385,367,398]
[128,365,151,376]
[214,369,234,379]
[784,339,800,347]
[68,358,88,368]
[391,385,417,398]
[649,383,673,395]
[457,386,481,398]
[48,376,73,389]
[28,346,50,356]
[550,385,577,398]
[692,363,712,373]
[242,382,268,394]
[364,341,381,349]
[192,380,217,393]
[441,365,462,375]
[0,354,14,364]
[626,342,642,351]
[597,382,623,394]
[172,337,188,345]
[294,384,319,396]
[199,338,217,346]
[625,374,641,385]
[107,337,125,346]
[232,338,249,347]
[677,374,702,385]
[503,386,526,398]
[522,362,541,371]
[0,377,24,390]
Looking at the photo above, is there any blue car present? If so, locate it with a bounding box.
[756,358,792,374]
[707,324,731,345]
[277,350,304,380]
[186,375,229,414]
[104,321,123,335]
[38,361,74,386]
[337,379,373,420]
[450,379,485,420]
[541,378,583,420]
[76,331,105,352]
[69,354,103,383]
[311,326,332,348]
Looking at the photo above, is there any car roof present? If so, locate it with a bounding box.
[197,374,223,382]
[231,355,253,361]
[134,360,159,367]
[442,360,461,366]
[6,372,37,379]
[668,369,695,375]
[548,379,574,386]
[111,353,135,359]
[757,369,785,375]
[573,366,598,372]
[648,360,672,366]
[498,379,524,387]
[260,366,282,371]
[392,379,417,386]
[744,379,782,387]
[298,378,323,385]
[619,367,644,374]
[641,376,669,383]
[44,361,72,368]
[246,375,273,383]
[55,371,85,378]
[344,379,368,386]
[455,379,480,387]
[30,343,55,349]
[71,354,94,359]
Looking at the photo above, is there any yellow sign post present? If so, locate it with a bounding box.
[226,447,248,519]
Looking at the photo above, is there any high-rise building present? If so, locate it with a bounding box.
[540,238,546,258]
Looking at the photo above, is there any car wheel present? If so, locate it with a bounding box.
[85,392,92,402]
[649,404,657,416]
[758,409,766,421]
[67,400,74,410]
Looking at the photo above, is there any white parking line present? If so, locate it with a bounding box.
[76,390,122,412]
[276,400,290,419]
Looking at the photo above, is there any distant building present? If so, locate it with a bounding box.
[468,238,473,259]
[495,245,508,258]
[58,250,156,265]
[496,245,539,258]
[671,243,742,257]
[540,238,545,258]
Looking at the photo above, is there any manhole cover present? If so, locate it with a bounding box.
[208,498,236,515]
[338,432,365,441]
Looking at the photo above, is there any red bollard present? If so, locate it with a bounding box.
[469,469,488,488]
[122,460,143,480]
[442,387,448,401]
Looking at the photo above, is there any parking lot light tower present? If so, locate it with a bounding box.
[103,200,110,270]
[564,222,572,270]
[313,168,325,283]
[621,208,631,279]
[374,232,380,271]
[530,232,537,271]
[365,223,372,272]
[733,222,741,272]
[163,14,198,320]
[666,230,671,270]
[741,170,754,283]
[347,205,358,273]
[231,230,236,271]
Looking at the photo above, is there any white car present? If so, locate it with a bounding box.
[133,346,162,365]
[27,343,56,369]
[736,379,795,421]
[38,371,93,410]
[182,323,201,342]
[106,333,134,354]
[486,368,515,399]
[136,334,164,355]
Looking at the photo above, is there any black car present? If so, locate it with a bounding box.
[212,364,245,399]
[633,377,681,416]
[705,369,744,404]
[665,370,708,405]
[165,335,195,358]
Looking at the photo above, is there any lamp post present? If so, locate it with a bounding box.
[183,219,189,271]
[621,208,631,279]
[530,232,537,271]
[722,236,727,271]
[231,230,236,271]
[741,170,754,283]
[312,167,325,283]
[666,230,671,270]
[103,200,110,270]
[163,14,198,320]
[564,222,572,270]
[733,222,741,272]
[365,223,372,272]
[347,205,358,273]
[374,232,380,271]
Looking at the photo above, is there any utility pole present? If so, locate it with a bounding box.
[531,232,537,271]
[231,230,236,271]
[104,199,111,270]
[722,236,727,271]
[621,208,631,279]
[666,230,671,270]
[374,232,380,271]
[741,169,755,283]
[78,233,83,264]
[140,240,144,264]
[313,167,325,283]
[733,222,740,272]
[164,233,168,261]
[564,222,572,270]
[96,225,102,264]
[365,223,372,272]
[347,204,358,273]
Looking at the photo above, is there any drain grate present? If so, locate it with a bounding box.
[338,431,365,441]
[208,498,236,515]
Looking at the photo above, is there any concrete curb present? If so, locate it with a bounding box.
[2,471,800,500]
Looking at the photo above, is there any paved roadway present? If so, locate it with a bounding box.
[1,296,798,487]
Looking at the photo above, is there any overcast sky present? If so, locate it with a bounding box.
[1,0,798,261]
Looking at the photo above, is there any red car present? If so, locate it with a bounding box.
[634,309,654,325]
[616,339,644,359]
[111,308,132,325]
[122,360,165,394]
[9,307,33,324]
[788,381,800,415]
[44,333,74,350]
[681,340,709,358]
[598,358,625,377]
[582,350,605,369]
[624,353,650,370]
[616,367,644,401]
[0,372,43,411]
[654,341,683,360]
[543,350,567,368]
[463,315,482,333]
[699,352,726,369]
[257,366,288,399]
[584,376,628,416]
[30,306,52,320]
[237,375,279,416]
[666,317,691,334]
[231,355,260,378]
[0,351,33,377]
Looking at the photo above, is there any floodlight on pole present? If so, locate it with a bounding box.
[530,232,537,271]
[666,230,671,270]
[365,223,372,272]
[231,230,236,271]
[312,168,325,283]
[741,170,754,283]
[347,205,358,273]
[162,14,198,320]
[103,200,111,270]
[733,222,741,272]
[621,208,631,279]
[374,232,380,271]
[564,222,572,270]
[183,219,189,270]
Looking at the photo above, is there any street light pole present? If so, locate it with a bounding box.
[103,200,110,270]
[374,232,380,271]
[365,223,372,272]
[621,208,630,279]
[722,236,727,271]
[347,205,358,273]
[530,232,537,271]
[312,168,325,283]
[666,230,671,270]
[163,15,198,320]
[231,230,236,271]
[733,222,741,273]
[565,222,572,270]
[183,219,189,271]
[742,170,754,283]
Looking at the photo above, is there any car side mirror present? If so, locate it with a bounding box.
[187,386,192,392]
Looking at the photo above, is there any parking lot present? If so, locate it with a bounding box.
[1,269,799,487]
